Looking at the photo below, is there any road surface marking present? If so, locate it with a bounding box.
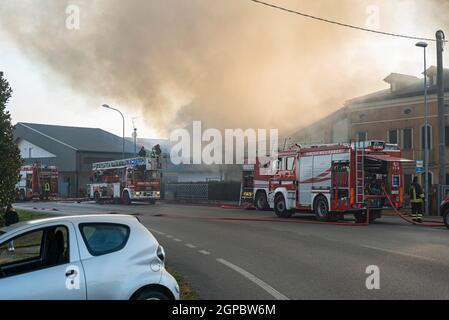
[199,250,211,255]
[174,238,182,242]
[360,244,439,263]
[148,228,165,235]
[216,258,289,300]
[186,244,196,248]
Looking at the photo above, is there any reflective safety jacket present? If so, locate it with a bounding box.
[410,183,424,204]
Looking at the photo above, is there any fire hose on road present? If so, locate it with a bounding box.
[381,189,445,228]
[222,192,445,228]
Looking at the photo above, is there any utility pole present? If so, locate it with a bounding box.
[436,30,446,206]
[102,104,125,159]
[416,41,429,216]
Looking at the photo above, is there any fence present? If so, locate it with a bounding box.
[164,182,241,201]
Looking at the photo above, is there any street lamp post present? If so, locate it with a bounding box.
[416,41,429,216]
[102,104,125,159]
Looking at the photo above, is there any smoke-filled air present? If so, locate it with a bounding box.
[1,0,448,136]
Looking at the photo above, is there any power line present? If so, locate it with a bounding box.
[250,0,441,42]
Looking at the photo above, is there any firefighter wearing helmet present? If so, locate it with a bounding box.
[410,176,424,223]
[138,146,147,157]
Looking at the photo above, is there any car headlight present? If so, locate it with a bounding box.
[135,191,141,196]
[157,245,165,262]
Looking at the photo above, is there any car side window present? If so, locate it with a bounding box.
[0,226,69,279]
[79,223,130,256]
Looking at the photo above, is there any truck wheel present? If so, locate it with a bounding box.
[255,191,269,211]
[443,208,449,229]
[94,192,101,204]
[354,211,379,223]
[274,194,293,218]
[314,196,331,222]
[122,191,131,205]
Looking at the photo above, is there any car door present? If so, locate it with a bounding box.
[0,222,87,300]
[76,222,132,299]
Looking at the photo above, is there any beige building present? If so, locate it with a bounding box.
[293,66,449,192]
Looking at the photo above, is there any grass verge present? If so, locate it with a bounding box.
[166,266,199,300]
[17,210,53,222]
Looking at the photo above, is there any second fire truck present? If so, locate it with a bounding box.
[240,141,410,222]
[16,163,59,201]
[87,156,162,205]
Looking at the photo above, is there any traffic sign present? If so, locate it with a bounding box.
[416,160,424,174]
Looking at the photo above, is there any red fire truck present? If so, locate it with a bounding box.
[16,163,59,201]
[87,156,162,205]
[241,141,410,222]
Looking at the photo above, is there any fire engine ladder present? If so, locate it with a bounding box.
[354,141,365,204]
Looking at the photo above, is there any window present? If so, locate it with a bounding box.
[421,125,432,150]
[404,174,412,195]
[80,223,130,256]
[286,157,295,171]
[403,128,413,150]
[0,226,69,279]
[445,126,449,147]
[357,132,367,141]
[420,172,433,190]
[388,129,398,145]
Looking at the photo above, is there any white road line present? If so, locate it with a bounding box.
[360,244,438,263]
[174,238,182,242]
[186,244,196,248]
[199,250,211,255]
[148,228,165,235]
[216,258,289,301]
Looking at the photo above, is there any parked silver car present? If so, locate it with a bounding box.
[0,214,179,300]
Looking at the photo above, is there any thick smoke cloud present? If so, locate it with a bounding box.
[1,0,447,136]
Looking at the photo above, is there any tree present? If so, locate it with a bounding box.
[0,71,21,209]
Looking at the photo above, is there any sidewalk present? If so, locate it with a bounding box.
[382,209,442,221]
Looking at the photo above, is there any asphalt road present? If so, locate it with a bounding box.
[15,201,449,300]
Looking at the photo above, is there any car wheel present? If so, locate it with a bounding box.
[122,191,131,205]
[133,289,171,300]
[443,208,449,229]
[255,192,269,211]
[274,194,293,218]
[314,196,331,222]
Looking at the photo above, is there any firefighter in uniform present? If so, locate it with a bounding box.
[138,146,147,157]
[44,182,51,200]
[410,176,424,223]
[4,205,19,251]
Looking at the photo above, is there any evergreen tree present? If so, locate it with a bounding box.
[0,71,21,209]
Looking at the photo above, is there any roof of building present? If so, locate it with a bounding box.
[16,122,136,153]
[383,73,419,84]
[347,66,449,106]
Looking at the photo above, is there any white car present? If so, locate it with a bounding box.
[0,214,179,300]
